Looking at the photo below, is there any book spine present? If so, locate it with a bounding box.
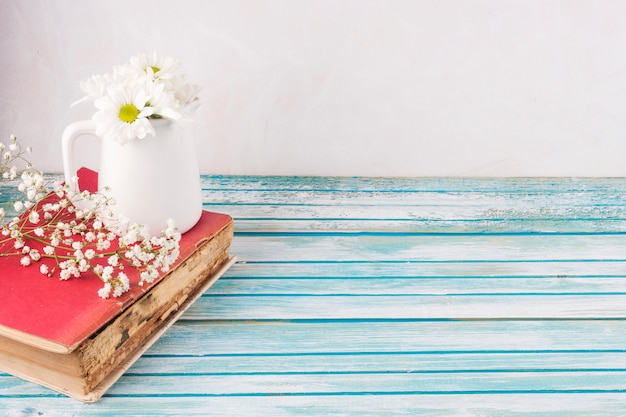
[76,221,234,393]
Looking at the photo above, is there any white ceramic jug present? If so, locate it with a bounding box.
[61,118,203,235]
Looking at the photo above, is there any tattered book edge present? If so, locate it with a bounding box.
[0,216,233,354]
[5,256,237,402]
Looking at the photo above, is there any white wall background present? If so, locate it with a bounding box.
[2,0,626,177]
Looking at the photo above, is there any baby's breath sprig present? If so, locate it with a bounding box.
[0,135,48,223]
[1,134,34,180]
[0,135,181,299]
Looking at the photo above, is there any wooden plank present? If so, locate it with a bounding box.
[217,261,626,297]
[4,370,626,396]
[210,276,626,295]
[201,189,626,209]
[227,217,626,234]
[199,175,626,193]
[127,351,626,375]
[204,202,626,220]
[230,234,626,262]
[66,371,626,395]
[146,321,626,355]
[4,394,626,417]
[185,294,626,319]
[224,260,626,278]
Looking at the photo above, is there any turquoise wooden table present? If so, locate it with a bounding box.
[3,176,626,416]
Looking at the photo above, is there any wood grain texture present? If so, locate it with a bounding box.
[3,175,626,415]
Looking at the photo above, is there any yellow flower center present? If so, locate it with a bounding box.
[150,66,160,73]
[119,103,140,123]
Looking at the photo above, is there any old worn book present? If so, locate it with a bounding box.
[0,169,235,402]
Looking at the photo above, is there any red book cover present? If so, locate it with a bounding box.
[0,168,231,352]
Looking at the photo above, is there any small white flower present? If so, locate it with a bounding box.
[39,264,49,275]
[112,286,123,298]
[102,266,114,281]
[28,210,40,224]
[97,239,111,250]
[98,283,112,299]
[20,256,31,266]
[119,272,130,289]
[140,267,159,285]
[26,188,37,201]
[78,258,89,272]
[113,272,129,297]
[108,254,120,267]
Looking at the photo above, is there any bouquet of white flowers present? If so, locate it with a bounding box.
[74,52,201,144]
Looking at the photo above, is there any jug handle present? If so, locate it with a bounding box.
[61,120,98,192]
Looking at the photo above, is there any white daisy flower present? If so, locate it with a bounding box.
[144,80,182,121]
[72,73,111,106]
[174,82,201,111]
[128,52,184,87]
[93,81,156,144]
[73,65,131,106]
[128,53,200,116]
